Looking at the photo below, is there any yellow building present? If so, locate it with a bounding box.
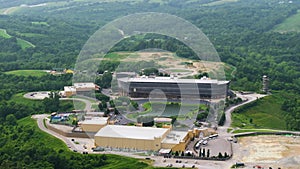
[79,117,109,132]
[161,130,192,152]
[94,125,190,152]
[65,69,74,74]
[64,86,76,97]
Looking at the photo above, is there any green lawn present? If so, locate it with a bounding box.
[201,0,239,6]
[5,70,47,77]
[11,93,44,107]
[273,10,300,32]
[0,29,11,38]
[18,117,71,151]
[127,102,199,119]
[103,52,133,61]
[73,100,86,110]
[16,38,35,49]
[0,29,35,49]
[231,93,287,130]
[232,129,283,134]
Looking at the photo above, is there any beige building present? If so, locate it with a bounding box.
[64,86,76,97]
[74,83,99,92]
[94,125,191,152]
[63,83,100,97]
[79,117,109,132]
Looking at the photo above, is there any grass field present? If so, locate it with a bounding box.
[11,93,44,107]
[0,29,35,49]
[0,29,11,38]
[103,52,132,61]
[18,116,162,169]
[201,0,239,6]
[232,129,283,134]
[273,10,300,32]
[73,100,86,110]
[17,38,35,49]
[127,102,200,119]
[231,93,287,130]
[5,70,47,77]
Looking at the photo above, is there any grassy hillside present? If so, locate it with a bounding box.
[16,38,35,49]
[273,10,300,32]
[0,29,11,38]
[0,28,35,49]
[231,93,287,130]
[5,70,47,77]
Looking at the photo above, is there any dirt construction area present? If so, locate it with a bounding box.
[116,52,229,78]
[236,135,300,169]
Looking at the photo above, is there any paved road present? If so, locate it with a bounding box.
[60,98,92,111]
[218,93,266,137]
[32,114,83,152]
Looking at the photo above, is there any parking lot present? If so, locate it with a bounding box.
[202,138,232,157]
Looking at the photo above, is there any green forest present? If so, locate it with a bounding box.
[0,0,299,168]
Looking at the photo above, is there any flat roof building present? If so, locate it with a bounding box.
[118,76,230,99]
[74,83,100,92]
[62,83,99,97]
[79,117,109,132]
[94,125,190,151]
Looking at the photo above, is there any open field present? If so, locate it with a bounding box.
[0,29,35,48]
[201,0,239,6]
[127,102,199,119]
[232,128,285,134]
[105,52,235,79]
[12,93,84,112]
[237,135,300,168]
[0,29,11,38]
[5,70,47,77]
[231,93,287,130]
[273,10,300,33]
[11,93,44,107]
[17,38,35,49]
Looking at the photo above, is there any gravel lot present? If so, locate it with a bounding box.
[236,135,300,169]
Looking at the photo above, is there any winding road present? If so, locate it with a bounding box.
[218,93,266,137]
[32,114,82,152]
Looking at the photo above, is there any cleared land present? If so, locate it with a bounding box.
[106,52,235,79]
[5,70,47,77]
[238,135,300,168]
[0,29,35,48]
[0,29,12,38]
[201,0,239,6]
[17,38,35,49]
[231,93,287,130]
[273,10,300,33]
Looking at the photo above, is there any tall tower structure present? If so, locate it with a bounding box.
[262,75,269,93]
